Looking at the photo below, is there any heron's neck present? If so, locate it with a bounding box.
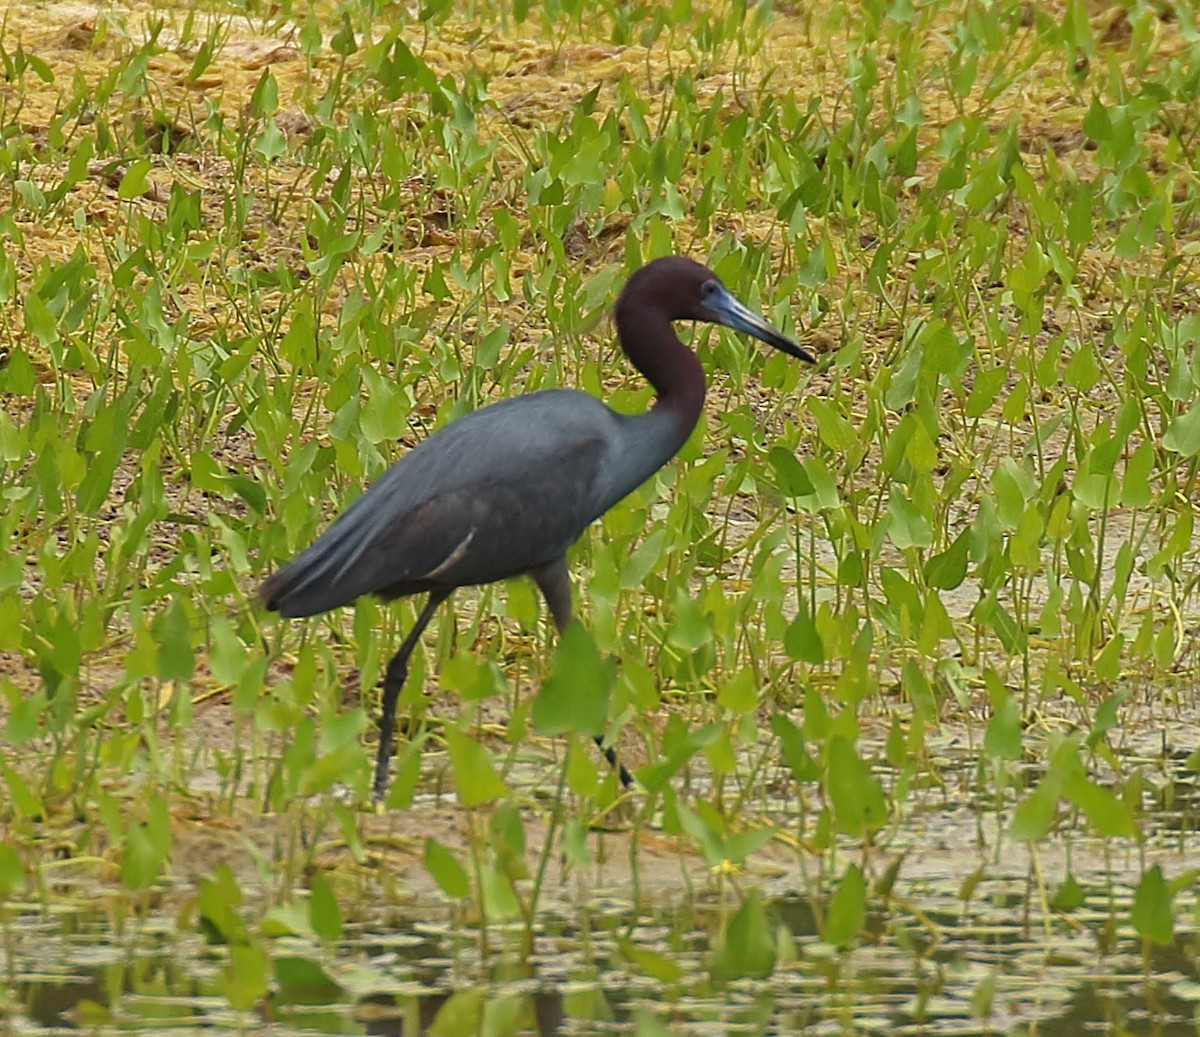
[618,312,707,444]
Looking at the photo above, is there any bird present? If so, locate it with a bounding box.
[259,255,816,800]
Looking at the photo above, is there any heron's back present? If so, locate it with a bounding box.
[260,390,647,617]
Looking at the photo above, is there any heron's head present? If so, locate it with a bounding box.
[616,256,815,362]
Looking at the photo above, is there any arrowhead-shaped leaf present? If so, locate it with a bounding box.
[533,621,612,737]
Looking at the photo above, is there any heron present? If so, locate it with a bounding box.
[260,255,815,799]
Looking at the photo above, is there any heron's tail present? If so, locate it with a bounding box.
[259,559,343,618]
[259,564,318,618]
[259,517,373,618]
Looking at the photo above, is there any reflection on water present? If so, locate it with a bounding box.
[7,740,1198,1034]
[7,881,1200,1036]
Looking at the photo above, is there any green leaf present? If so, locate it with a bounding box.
[229,475,268,516]
[121,822,164,891]
[440,653,505,702]
[249,68,278,117]
[807,398,858,452]
[261,903,313,939]
[1120,441,1154,508]
[1008,240,1050,293]
[966,366,1006,418]
[1089,686,1123,744]
[329,11,357,55]
[372,34,439,100]
[1051,872,1085,911]
[234,657,267,716]
[618,937,683,983]
[1011,780,1057,841]
[155,597,194,683]
[723,825,776,866]
[255,119,287,163]
[425,838,471,900]
[1066,182,1094,247]
[359,366,407,445]
[532,621,612,737]
[887,488,932,549]
[894,126,918,176]
[666,592,711,651]
[481,992,525,1037]
[801,456,841,509]
[274,955,341,1002]
[443,728,507,807]
[784,604,824,664]
[3,765,44,820]
[983,693,1022,760]
[1131,865,1173,945]
[23,51,54,83]
[710,890,776,981]
[220,944,269,1012]
[970,969,998,1020]
[771,714,819,782]
[318,708,367,755]
[958,864,987,903]
[631,1009,673,1037]
[3,683,42,746]
[826,736,888,836]
[479,864,521,920]
[975,593,1025,654]
[715,667,758,713]
[308,872,343,943]
[77,436,122,514]
[24,289,57,346]
[280,305,317,366]
[1064,343,1100,393]
[117,159,152,200]
[924,529,969,589]
[1163,402,1200,457]
[489,804,527,877]
[1082,96,1111,143]
[0,842,26,897]
[1064,772,1138,838]
[768,445,815,496]
[901,659,935,722]
[824,863,867,946]
[676,801,725,867]
[385,740,424,811]
[199,863,247,945]
[1094,633,1124,682]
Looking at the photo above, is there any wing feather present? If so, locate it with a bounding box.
[260,391,613,617]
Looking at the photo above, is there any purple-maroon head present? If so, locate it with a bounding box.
[615,256,815,363]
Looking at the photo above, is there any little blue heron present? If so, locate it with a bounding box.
[260,256,815,799]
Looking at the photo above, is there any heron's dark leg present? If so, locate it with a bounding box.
[530,558,633,789]
[374,588,451,801]
[530,556,572,630]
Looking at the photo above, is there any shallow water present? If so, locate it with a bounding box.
[9,877,1200,1036]
[7,721,1198,1036]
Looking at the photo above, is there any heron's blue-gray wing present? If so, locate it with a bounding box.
[261,391,615,618]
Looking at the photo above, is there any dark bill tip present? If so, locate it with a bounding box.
[704,283,816,363]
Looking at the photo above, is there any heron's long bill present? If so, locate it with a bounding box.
[706,283,816,363]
